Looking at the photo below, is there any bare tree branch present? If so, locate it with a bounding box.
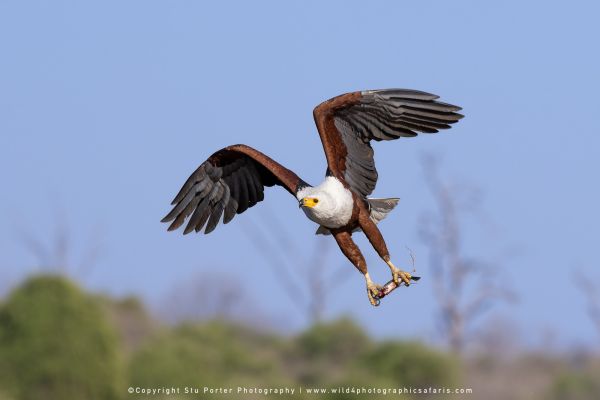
[159,271,272,329]
[240,218,306,312]
[14,212,104,279]
[419,153,515,353]
[240,205,355,323]
[573,269,600,339]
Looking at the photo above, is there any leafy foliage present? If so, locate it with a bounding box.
[0,275,123,400]
[548,372,600,400]
[294,318,371,362]
[129,321,289,398]
[362,341,459,388]
[1,274,594,400]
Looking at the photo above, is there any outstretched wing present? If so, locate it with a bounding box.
[162,144,306,234]
[313,89,463,197]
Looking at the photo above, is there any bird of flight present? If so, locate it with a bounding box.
[162,89,463,306]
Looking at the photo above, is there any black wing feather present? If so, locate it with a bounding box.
[325,89,463,197]
[162,145,306,234]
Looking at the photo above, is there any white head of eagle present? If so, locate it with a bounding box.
[296,176,354,229]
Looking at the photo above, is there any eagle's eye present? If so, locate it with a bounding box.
[313,199,319,204]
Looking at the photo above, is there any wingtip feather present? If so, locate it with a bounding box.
[167,223,179,232]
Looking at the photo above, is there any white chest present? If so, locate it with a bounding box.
[296,177,354,228]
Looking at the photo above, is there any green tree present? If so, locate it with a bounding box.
[362,341,459,388]
[294,318,371,362]
[129,321,289,398]
[98,295,157,354]
[0,275,123,400]
[288,318,373,385]
[548,372,600,400]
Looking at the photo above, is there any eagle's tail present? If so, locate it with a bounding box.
[367,197,400,224]
[315,197,400,235]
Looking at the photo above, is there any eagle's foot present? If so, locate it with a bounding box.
[365,273,383,307]
[393,268,412,287]
[386,259,412,287]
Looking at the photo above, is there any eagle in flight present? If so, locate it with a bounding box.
[162,89,463,306]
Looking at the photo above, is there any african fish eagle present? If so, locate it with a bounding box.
[162,89,463,306]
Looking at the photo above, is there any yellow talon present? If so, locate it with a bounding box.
[364,273,383,306]
[386,260,412,286]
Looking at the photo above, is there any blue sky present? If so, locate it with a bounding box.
[1,1,599,348]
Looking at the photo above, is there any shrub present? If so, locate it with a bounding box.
[129,321,287,398]
[361,340,459,389]
[0,275,123,400]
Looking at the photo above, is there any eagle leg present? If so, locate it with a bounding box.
[358,204,417,288]
[331,229,383,307]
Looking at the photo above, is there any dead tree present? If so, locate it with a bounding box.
[241,210,351,324]
[419,155,515,353]
[15,211,103,279]
[159,270,275,328]
[574,270,600,341]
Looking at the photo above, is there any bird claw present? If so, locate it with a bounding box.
[391,267,413,287]
[366,282,383,307]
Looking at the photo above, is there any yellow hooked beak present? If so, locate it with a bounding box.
[299,197,319,208]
